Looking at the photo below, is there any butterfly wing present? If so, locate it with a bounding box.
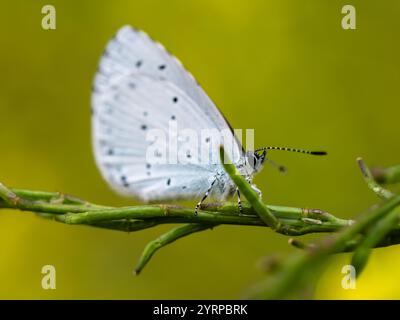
[95,25,240,140]
[92,26,242,202]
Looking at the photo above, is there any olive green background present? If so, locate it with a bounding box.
[0,0,399,299]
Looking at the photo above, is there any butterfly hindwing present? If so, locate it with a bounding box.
[93,73,225,201]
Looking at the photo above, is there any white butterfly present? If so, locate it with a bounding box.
[91,25,326,214]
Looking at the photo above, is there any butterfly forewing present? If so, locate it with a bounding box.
[96,26,233,130]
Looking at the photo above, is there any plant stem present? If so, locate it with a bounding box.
[134,223,215,274]
[357,158,394,199]
[351,206,400,276]
[248,195,400,299]
[0,187,350,234]
[220,147,279,230]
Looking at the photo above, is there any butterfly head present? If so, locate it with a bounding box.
[245,149,267,173]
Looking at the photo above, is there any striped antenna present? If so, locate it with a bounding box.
[254,146,327,156]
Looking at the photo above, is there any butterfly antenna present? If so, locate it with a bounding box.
[255,146,327,156]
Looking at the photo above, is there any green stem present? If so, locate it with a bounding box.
[248,195,400,299]
[0,186,350,235]
[220,146,321,235]
[134,223,215,274]
[357,158,394,199]
[351,206,400,276]
[219,147,279,231]
[1,185,399,239]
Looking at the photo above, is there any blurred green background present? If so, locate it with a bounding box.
[0,0,399,299]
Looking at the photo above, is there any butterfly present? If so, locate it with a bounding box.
[91,25,326,214]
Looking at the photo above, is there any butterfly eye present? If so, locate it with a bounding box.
[254,150,266,162]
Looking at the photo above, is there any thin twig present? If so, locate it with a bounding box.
[351,206,400,276]
[247,158,400,299]
[134,223,216,275]
[357,157,394,199]
[247,195,400,299]
[0,187,349,233]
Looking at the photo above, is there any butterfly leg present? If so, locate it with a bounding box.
[236,177,260,215]
[194,176,218,216]
[236,188,243,214]
[251,184,262,199]
[245,177,262,199]
[236,185,266,216]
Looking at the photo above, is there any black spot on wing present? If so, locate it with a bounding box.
[128,81,136,89]
[120,175,129,187]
